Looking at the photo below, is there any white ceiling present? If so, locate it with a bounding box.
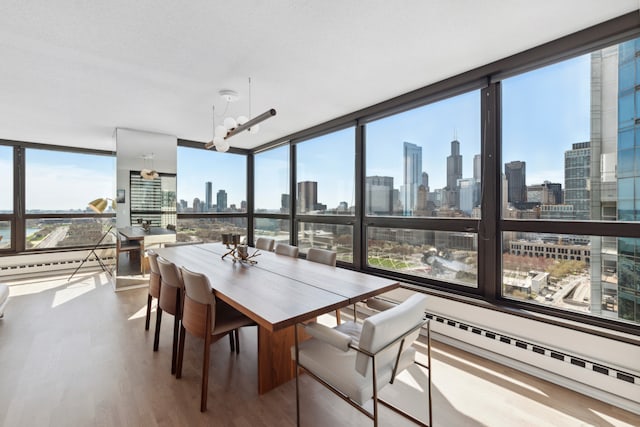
[0,1,637,152]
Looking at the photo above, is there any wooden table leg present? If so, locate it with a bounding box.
[257,325,296,394]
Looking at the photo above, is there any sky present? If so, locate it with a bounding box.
[0,53,592,212]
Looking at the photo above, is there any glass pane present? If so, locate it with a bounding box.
[25,218,116,249]
[366,90,481,217]
[0,146,11,213]
[255,145,289,213]
[297,222,352,263]
[368,227,478,287]
[503,231,640,325]
[176,217,247,243]
[0,221,10,249]
[25,149,115,214]
[296,128,355,215]
[254,218,290,244]
[502,38,640,225]
[177,147,247,213]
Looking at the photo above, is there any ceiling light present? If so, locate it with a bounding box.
[205,78,277,152]
[140,153,159,180]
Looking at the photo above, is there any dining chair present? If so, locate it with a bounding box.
[255,237,275,252]
[274,243,299,258]
[306,247,337,267]
[177,266,256,412]
[306,248,342,323]
[155,257,185,375]
[293,293,432,427]
[145,250,161,331]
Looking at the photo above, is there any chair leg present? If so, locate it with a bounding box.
[153,308,163,351]
[145,294,152,331]
[176,324,186,379]
[234,329,240,354]
[228,331,235,352]
[201,336,211,412]
[171,313,180,375]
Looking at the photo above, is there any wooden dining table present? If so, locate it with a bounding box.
[152,243,399,394]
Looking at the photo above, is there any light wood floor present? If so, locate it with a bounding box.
[0,271,638,427]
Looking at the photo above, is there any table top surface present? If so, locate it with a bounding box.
[118,226,176,240]
[153,243,399,331]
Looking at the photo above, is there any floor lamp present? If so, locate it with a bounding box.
[67,198,117,282]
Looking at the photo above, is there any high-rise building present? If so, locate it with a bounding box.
[458,178,480,214]
[205,181,212,211]
[281,193,290,213]
[192,197,201,213]
[527,181,562,205]
[366,176,394,215]
[298,181,318,213]
[614,40,639,321]
[216,190,227,212]
[473,154,481,181]
[564,142,591,220]
[446,139,463,209]
[401,142,422,215]
[505,160,527,203]
[421,172,429,193]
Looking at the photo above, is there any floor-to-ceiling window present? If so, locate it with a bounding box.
[24,147,116,250]
[253,144,290,244]
[176,144,248,243]
[364,90,481,287]
[500,36,640,324]
[295,127,355,263]
[0,145,13,251]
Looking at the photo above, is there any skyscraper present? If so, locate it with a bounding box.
[616,39,640,322]
[564,142,591,220]
[205,181,212,211]
[505,160,527,203]
[473,154,481,181]
[298,181,318,213]
[401,142,422,215]
[216,189,227,212]
[446,139,463,209]
[366,176,394,215]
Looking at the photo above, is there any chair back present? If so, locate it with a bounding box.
[306,247,337,267]
[157,257,184,315]
[356,293,427,376]
[255,237,275,252]
[147,250,161,298]
[275,243,299,258]
[180,266,217,338]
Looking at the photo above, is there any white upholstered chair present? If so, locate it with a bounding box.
[306,248,343,323]
[306,247,337,267]
[293,293,432,426]
[255,237,275,252]
[177,266,256,412]
[274,243,299,258]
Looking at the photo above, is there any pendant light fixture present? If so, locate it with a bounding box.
[140,153,159,180]
[205,77,276,151]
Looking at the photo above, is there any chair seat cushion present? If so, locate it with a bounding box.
[212,301,255,335]
[296,321,416,406]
